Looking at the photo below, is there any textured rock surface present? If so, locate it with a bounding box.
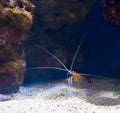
[102,0,120,25]
[0,0,35,93]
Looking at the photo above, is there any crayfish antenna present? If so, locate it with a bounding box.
[70,31,89,71]
[26,66,68,72]
[35,45,69,72]
[67,32,89,79]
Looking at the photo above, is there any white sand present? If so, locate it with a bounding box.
[0,78,120,113]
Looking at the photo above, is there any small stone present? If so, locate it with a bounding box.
[0,94,12,101]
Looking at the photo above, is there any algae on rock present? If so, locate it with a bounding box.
[0,0,35,93]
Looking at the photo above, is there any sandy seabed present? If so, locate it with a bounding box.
[0,78,120,113]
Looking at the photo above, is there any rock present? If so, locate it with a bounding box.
[0,0,35,94]
[102,0,120,25]
[0,94,13,101]
[18,86,33,96]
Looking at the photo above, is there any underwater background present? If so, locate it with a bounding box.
[24,0,120,83]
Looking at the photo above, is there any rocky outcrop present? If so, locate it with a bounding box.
[102,0,120,25]
[0,0,35,93]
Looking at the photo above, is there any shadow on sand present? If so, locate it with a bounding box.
[77,78,120,106]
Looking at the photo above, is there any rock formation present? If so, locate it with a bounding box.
[0,0,35,93]
[102,0,120,25]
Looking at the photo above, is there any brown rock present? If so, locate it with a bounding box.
[0,0,35,93]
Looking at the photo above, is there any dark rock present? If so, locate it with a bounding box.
[0,0,35,93]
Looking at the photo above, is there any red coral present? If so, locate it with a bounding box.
[102,0,120,25]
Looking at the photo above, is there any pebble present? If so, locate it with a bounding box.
[18,86,33,96]
[0,94,12,101]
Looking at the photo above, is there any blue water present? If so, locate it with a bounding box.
[25,1,120,81]
[78,1,120,78]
